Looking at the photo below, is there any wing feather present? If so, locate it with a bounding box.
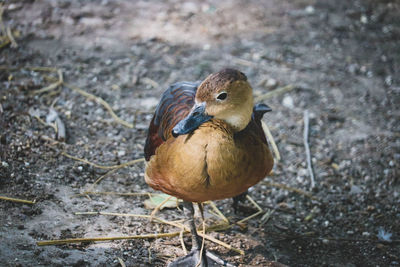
[144,82,198,161]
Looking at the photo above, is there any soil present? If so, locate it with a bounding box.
[0,0,399,266]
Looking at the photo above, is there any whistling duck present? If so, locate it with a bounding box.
[144,68,274,267]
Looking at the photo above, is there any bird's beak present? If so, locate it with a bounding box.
[172,102,213,137]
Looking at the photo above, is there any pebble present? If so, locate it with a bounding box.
[350,185,362,194]
[305,6,315,14]
[117,150,126,157]
[362,232,370,237]
[266,78,278,89]
[282,95,294,109]
[1,161,9,167]
[360,15,368,24]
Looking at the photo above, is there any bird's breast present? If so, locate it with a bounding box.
[145,120,273,202]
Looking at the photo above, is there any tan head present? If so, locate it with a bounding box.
[196,68,254,131]
[172,69,254,137]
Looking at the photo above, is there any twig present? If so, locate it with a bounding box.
[1,65,133,128]
[0,66,58,72]
[197,231,244,255]
[303,110,316,189]
[0,4,6,37]
[150,195,173,219]
[74,191,149,197]
[75,211,242,254]
[148,247,152,264]
[206,201,229,224]
[117,257,126,267]
[6,26,17,48]
[237,195,264,225]
[259,209,275,227]
[261,181,319,201]
[261,121,281,161]
[32,69,63,95]
[0,196,36,204]
[179,230,187,254]
[254,84,295,102]
[62,152,145,170]
[37,232,182,246]
[46,108,66,141]
[63,82,134,128]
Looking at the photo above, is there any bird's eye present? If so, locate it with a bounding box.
[216,92,227,101]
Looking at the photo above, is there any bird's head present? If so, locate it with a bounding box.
[172,68,254,137]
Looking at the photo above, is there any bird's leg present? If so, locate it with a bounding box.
[168,201,208,267]
[168,201,236,267]
[185,201,202,250]
[232,190,248,214]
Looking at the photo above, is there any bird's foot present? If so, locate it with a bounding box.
[168,249,236,267]
[168,249,207,267]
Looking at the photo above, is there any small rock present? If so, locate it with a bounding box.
[362,232,370,237]
[305,6,315,14]
[360,15,368,24]
[350,185,362,194]
[1,161,9,168]
[105,59,113,66]
[266,78,278,89]
[117,150,126,157]
[282,95,294,109]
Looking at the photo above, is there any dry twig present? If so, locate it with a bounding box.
[4,65,133,128]
[0,4,7,36]
[62,152,144,170]
[46,108,66,141]
[0,196,36,204]
[261,121,281,161]
[237,195,264,225]
[150,195,173,220]
[37,232,183,246]
[117,257,126,267]
[64,82,134,128]
[69,211,243,254]
[74,191,149,197]
[206,201,229,224]
[32,69,63,95]
[6,25,17,48]
[255,84,295,102]
[179,230,187,254]
[303,110,316,189]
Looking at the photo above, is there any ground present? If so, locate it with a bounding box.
[0,0,399,266]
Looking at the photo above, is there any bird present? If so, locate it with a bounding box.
[144,68,274,267]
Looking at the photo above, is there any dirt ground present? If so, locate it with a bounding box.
[0,0,399,266]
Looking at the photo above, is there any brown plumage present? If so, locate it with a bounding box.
[144,68,274,203]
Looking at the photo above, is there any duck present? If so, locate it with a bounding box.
[144,68,274,267]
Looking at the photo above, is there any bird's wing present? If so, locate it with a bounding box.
[144,82,198,161]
